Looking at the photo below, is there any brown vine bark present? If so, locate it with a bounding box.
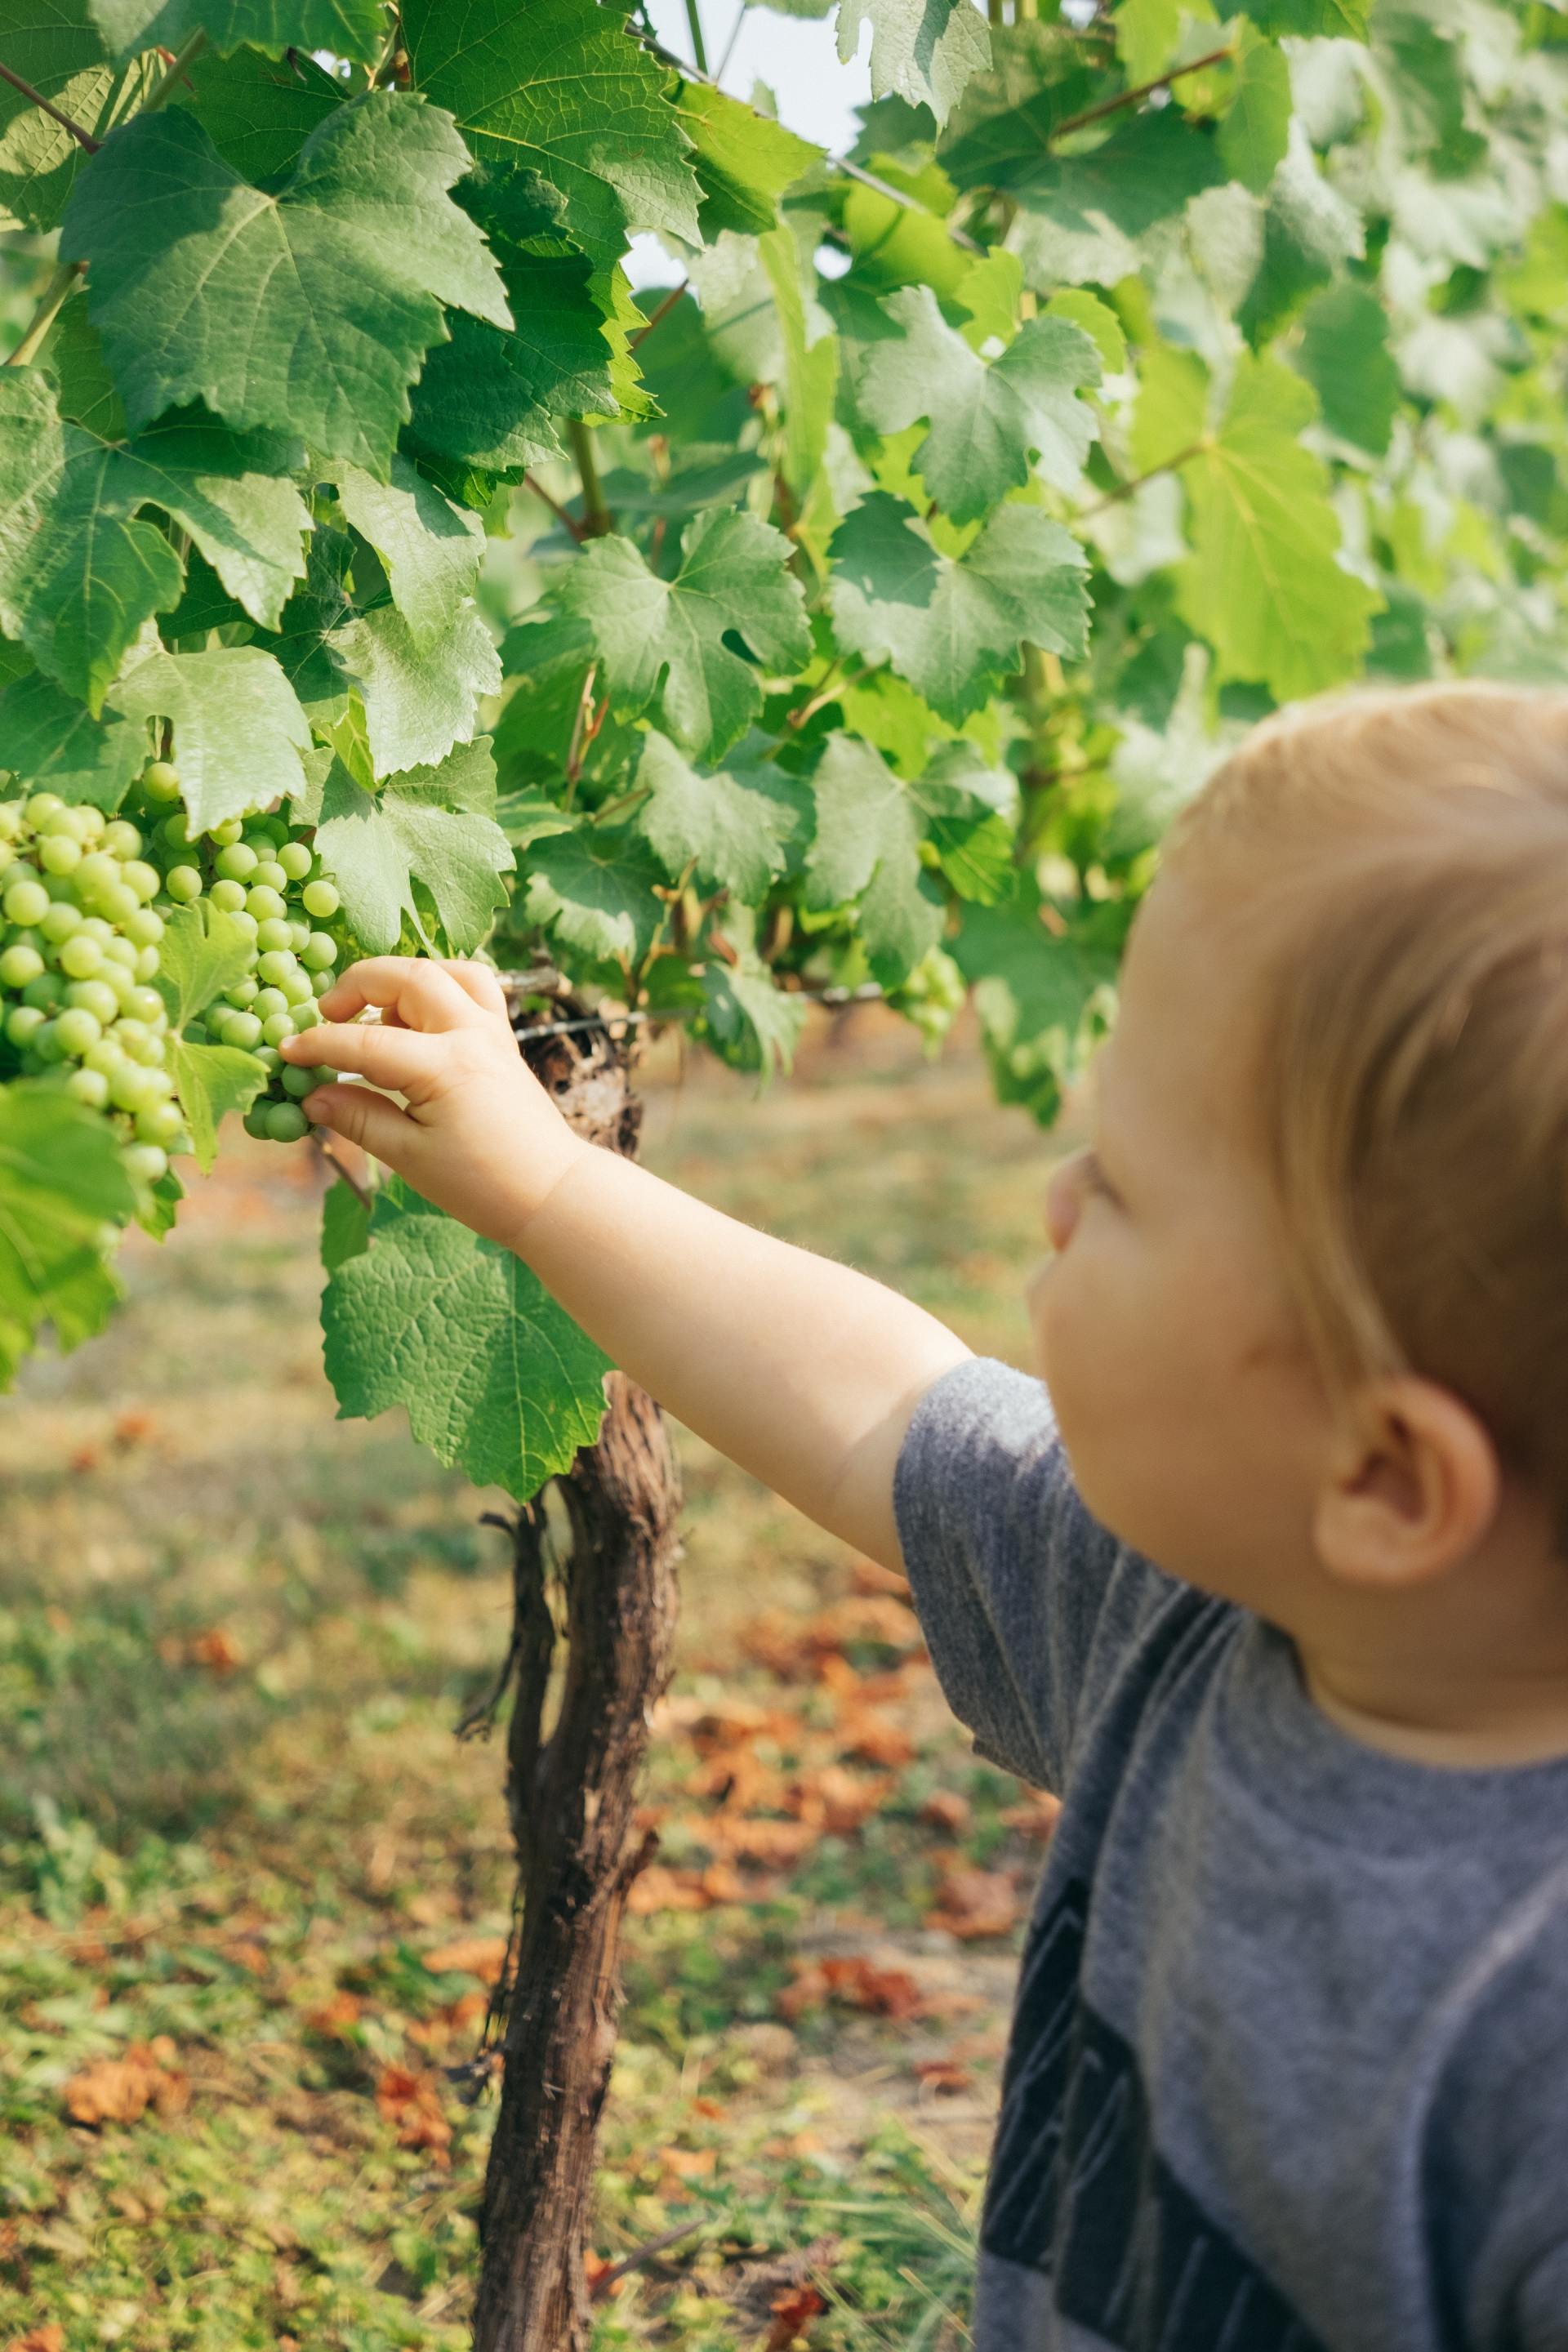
[466,1004,683,2352]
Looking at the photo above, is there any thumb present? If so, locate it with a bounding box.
[305,1083,417,1169]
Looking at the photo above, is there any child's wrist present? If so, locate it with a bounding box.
[503,1125,595,1259]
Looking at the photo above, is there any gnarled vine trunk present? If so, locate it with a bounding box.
[468,1006,683,2352]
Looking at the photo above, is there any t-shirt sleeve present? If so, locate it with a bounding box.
[1513,2246,1568,2350]
[892,1354,1174,1792]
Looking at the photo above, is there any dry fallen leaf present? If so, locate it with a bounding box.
[420,1936,509,1982]
[766,2284,827,2349]
[915,2057,975,2096]
[304,1990,363,2037]
[5,2327,66,2352]
[63,2038,189,2127]
[374,2064,452,2164]
[920,1789,971,1833]
[927,1863,1020,1941]
[777,1953,926,2022]
[189,1626,243,1673]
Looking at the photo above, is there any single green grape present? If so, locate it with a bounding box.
[4,879,50,928]
[256,950,297,989]
[30,1019,61,1061]
[111,1018,158,1065]
[141,760,181,804]
[122,1142,168,1184]
[38,834,82,876]
[252,860,288,895]
[54,1006,103,1058]
[59,933,105,981]
[209,817,244,848]
[133,945,160,983]
[228,911,260,947]
[25,793,65,826]
[161,814,191,849]
[21,971,64,1010]
[5,1003,46,1047]
[243,1100,274,1140]
[38,902,82,943]
[302,932,340,972]
[281,1064,320,1099]
[123,985,165,1027]
[96,880,140,926]
[301,878,340,920]
[122,859,162,903]
[136,1100,185,1147]
[252,986,289,1022]
[278,841,313,883]
[215,842,260,883]
[255,917,294,954]
[103,820,140,860]
[0,942,44,988]
[124,908,164,948]
[208,879,247,915]
[246,884,287,925]
[81,1038,126,1078]
[292,998,321,1029]
[280,968,315,1008]
[74,851,119,902]
[0,802,23,842]
[287,920,310,954]
[65,978,119,1026]
[223,1010,264,1050]
[261,1012,296,1047]
[223,977,260,1009]
[167,865,203,903]
[67,1065,111,1111]
[265,1101,310,1143]
[253,1045,282,1076]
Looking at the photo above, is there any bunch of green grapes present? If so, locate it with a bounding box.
[0,786,186,1187]
[888,947,969,1054]
[131,766,348,1146]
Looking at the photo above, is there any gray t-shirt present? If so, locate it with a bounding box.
[893,1356,1568,2352]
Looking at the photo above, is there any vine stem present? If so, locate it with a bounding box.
[630,280,688,348]
[1051,42,1236,140]
[1077,437,1212,517]
[2,27,206,369]
[523,472,588,542]
[568,418,612,537]
[0,60,98,151]
[682,0,708,74]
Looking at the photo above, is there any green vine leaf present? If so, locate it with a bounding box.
[635,728,810,900]
[328,457,484,647]
[0,1081,135,1388]
[522,824,668,969]
[555,509,811,760]
[856,285,1101,522]
[88,0,386,62]
[1216,26,1293,196]
[1295,280,1399,457]
[109,641,314,832]
[402,0,702,261]
[321,1176,611,1503]
[0,3,155,234]
[60,97,511,479]
[327,599,501,780]
[308,737,514,956]
[0,669,145,811]
[838,0,991,127]
[827,492,1090,721]
[679,82,820,236]
[804,732,945,984]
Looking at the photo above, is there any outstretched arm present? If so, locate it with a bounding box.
[281,960,972,1568]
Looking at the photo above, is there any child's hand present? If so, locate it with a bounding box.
[278,958,585,1248]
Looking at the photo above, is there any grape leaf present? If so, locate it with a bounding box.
[915,742,1018,903]
[679,82,819,235]
[1236,0,1370,36]
[1217,26,1292,196]
[937,20,1099,193]
[0,2,155,234]
[1295,280,1398,457]
[1006,109,1226,287]
[401,0,701,260]
[0,376,310,710]
[310,737,514,955]
[171,42,345,184]
[60,98,511,479]
[89,0,385,60]
[0,1081,135,1388]
[699,952,808,1077]
[323,1176,610,1501]
[329,457,483,646]
[758,224,840,503]
[951,883,1122,1125]
[1169,355,1382,701]
[170,1040,269,1171]
[0,670,145,810]
[856,285,1100,521]
[327,599,501,780]
[38,296,125,439]
[153,898,263,1028]
[827,491,1091,721]
[555,509,811,760]
[805,732,945,983]
[321,1175,371,1273]
[523,824,668,968]
[838,0,991,127]
[635,728,808,900]
[109,642,314,831]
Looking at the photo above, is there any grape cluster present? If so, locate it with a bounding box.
[0,762,350,1183]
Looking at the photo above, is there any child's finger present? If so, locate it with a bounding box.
[315,958,497,1032]
[281,1020,445,1092]
[439,960,510,1016]
[303,1082,414,1162]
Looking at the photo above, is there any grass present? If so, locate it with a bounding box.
[0,1010,1076,2350]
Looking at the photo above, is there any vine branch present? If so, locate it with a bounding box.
[682,0,708,76]
[523,472,588,543]
[630,281,688,348]
[568,418,612,538]
[0,59,99,151]
[1076,438,1211,518]
[1051,43,1236,140]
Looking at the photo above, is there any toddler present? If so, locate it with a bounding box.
[283,682,1568,2349]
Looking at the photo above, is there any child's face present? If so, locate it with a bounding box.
[1027,865,1335,1614]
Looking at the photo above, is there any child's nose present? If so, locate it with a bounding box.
[1044,1152,1088,1253]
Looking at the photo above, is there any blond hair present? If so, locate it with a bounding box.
[1167,682,1568,1514]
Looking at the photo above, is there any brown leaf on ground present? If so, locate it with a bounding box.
[584,2250,624,2301]
[626,1864,715,1915]
[927,1863,1020,1941]
[112,1407,158,1449]
[420,1936,508,1982]
[766,2284,828,2347]
[69,1441,101,1473]
[221,1937,269,1974]
[654,2145,716,2195]
[743,1597,924,1680]
[1000,1790,1063,1841]
[920,1789,972,1833]
[701,1813,818,1866]
[189,1626,243,1673]
[836,1708,915,1768]
[374,2064,452,2164]
[777,1953,926,2021]
[63,2038,189,2127]
[915,2057,975,2096]
[6,2328,66,2352]
[684,1747,790,1812]
[786,1763,892,1835]
[303,1990,363,2037]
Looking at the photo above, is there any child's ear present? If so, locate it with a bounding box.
[1312,1374,1502,1591]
